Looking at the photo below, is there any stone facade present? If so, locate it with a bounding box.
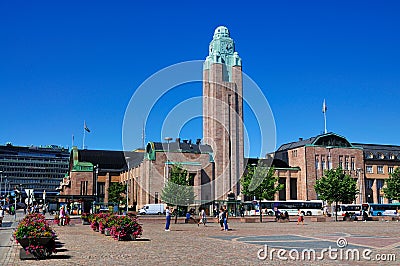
[124,142,215,209]
[274,133,400,204]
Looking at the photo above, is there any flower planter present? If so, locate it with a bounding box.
[86,214,142,241]
[17,237,56,260]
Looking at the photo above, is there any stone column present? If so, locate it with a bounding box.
[285,171,290,200]
[104,172,110,204]
[372,179,378,204]
[130,171,134,207]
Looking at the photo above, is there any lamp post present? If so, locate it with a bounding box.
[93,164,99,213]
[4,178,8,205]
[357,168,364,204]
[0,171,2,205]
[249,163,263,222]
[164,137,172,185]
[125,157,130,214]
[19,184,23,203]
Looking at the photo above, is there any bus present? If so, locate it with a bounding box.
[368,203,400,216]
[335,204,369,217]
[243,200,323,216]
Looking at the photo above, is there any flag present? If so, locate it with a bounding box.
[84,121,91,132]
[322,99,327,113]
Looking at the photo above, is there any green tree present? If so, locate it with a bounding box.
[241,161,284,222]
[315,167,358,221]
[161,164,195,223]
[383,167,400,201]
[108,182,127,208]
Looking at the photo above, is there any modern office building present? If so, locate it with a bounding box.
[0,143,69,199]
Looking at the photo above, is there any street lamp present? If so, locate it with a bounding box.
[125,157,130,214]
[249,163,263,222]
[4,178,8,205]
[93,164,99,213]
[0,171,3,205]
[357,168,364,204]
[164,137,172,185]
[19,184,23,203]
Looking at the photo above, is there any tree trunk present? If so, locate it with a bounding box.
[174,205,178,224]
[335,201,338,222]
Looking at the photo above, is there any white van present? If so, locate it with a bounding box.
[138,204,166,215]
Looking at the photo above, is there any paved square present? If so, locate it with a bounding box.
[3,218,400,265]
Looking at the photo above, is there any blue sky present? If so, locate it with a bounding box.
[1,1,400,157]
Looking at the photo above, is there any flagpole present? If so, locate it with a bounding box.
[142,120,145,149]
[322,99,327,134]
[83,121,86,149]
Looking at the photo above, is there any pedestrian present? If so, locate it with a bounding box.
[223,206,229,231]
[218,207,224,230]
[362,210,368,222]
[0,206,3,226]
[60,206,66,226]
[213,207,218,218]
[297,208,304,225]
[274,207,281,221]
[185,211,191,224]
[198,208,207,226]
[240,205,245,217]
[165,206,172,231]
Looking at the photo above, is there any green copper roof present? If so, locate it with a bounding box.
[204,26,242,82]
[72,161,93,172]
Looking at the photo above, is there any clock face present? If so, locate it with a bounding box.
[209,44,213,54]
[226,43,233,53]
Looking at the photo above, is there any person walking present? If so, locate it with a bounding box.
[218,207,225,230]
[59,205,66,226]
[297,209,304,225]
[165,206,172,231]
[223,206,229,231]
[198,208,207,226]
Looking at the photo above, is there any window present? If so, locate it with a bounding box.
[389,154,395,160]
[327,156,332,170]
[321,157,325,171]
[292,150,298,157]
[80,181,88,195]
[351,157,355,171]
[388,166,394,174]
[366,165,373,174]
[315,156,319,170]
[339,156,343,168]
[378,153,385,159]
[377,166,384,174]
[345,157,349,170]
[155,192,159,204]
[368,153,374,159]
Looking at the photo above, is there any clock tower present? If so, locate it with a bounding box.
[203,26,244,201]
